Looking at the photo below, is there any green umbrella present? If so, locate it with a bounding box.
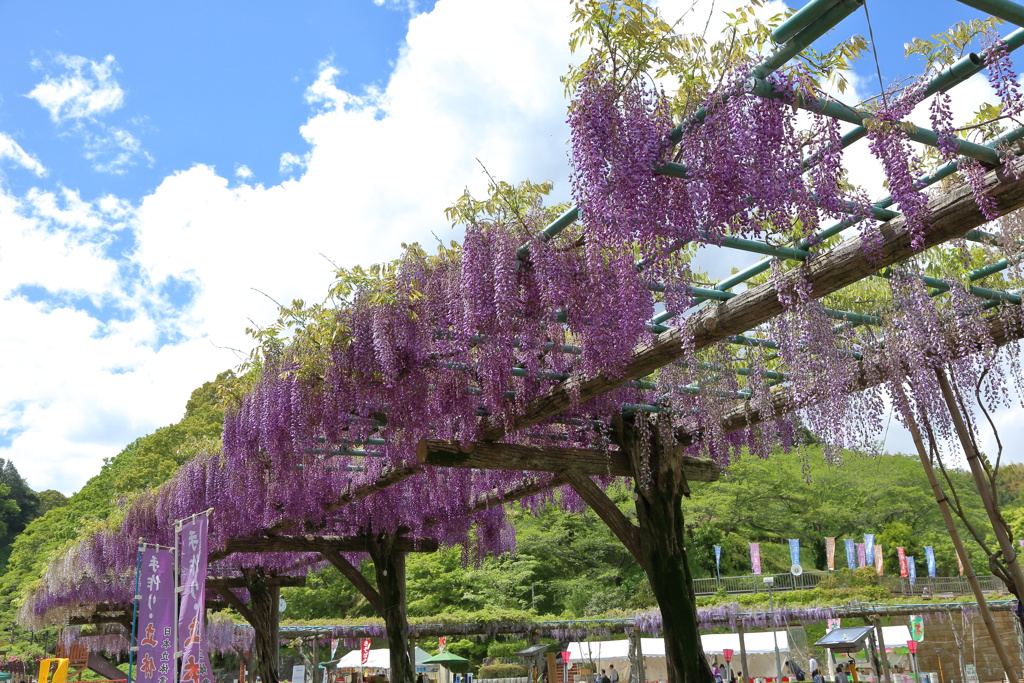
[421,651,470,674]
[0,673,12,680]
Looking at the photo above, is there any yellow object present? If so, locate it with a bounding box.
[38,659,70,683]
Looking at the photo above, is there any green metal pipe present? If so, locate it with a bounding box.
[747,76,1002,164]
[751,0,864,79]
[516,206,579,259]
[923,53,983,98]
[772,0,845,44]
[955,0,1024,26]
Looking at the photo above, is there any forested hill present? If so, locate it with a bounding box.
[0,372,233,656]
[0,371,1019,655]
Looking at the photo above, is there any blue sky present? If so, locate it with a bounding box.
[0,0,1018,494]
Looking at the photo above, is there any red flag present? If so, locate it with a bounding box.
[360,639,371,665]
[439,637,447,652]
[898,546,909,578]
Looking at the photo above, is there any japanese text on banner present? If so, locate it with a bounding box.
[137,547,175,683]
[178,513,214,683]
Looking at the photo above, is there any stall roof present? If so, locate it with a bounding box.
[336,647,433,670]
[815,627,875,653]
[568,632,789,660]
[515,645,549,657]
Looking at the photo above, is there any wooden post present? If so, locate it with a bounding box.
[365,533,415,683]
[737,624,750,683]
[627,630,646,683]
[871,618,891,683]
[894,380,1019,683]
[313,634,320,683]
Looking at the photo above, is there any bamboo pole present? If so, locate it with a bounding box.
[894,380,1019,683]
[935,370,1024,598]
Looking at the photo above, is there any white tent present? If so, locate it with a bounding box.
[568,634,789,680]
[336,647,434,670]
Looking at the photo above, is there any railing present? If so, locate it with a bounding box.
[692,571,1007,597]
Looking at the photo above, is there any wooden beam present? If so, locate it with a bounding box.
[562,470,644,568]
[218,587,255,625]
[208,576,306,589]
[321,549,384,614]
[480,166,1024,442]
[417,440,719,481]
[222,535,437,555]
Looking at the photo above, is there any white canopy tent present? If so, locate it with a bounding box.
[336,647,435,671]
[568,633,790,680]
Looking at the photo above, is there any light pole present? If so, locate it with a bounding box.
[764,576,783,683]
[907,641,920,683]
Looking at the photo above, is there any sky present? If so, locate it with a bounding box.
[0,0,1018,495]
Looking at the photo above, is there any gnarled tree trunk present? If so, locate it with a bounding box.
[241,567,281,683]
[365,532,415,683]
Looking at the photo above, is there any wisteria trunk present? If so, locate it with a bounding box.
[620,417,713,683]
[365,532,415,683]
[242,568,281,683]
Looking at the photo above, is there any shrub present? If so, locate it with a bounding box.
[478,664,528,679]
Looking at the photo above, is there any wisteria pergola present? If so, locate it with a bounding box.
[24,3,1024,683]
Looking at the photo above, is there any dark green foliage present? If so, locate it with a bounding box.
[478,665,528,679]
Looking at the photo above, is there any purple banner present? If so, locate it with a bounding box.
[856,543,867,568]
[845,539,856,569]
[750,543,761,575]
[137,547,175,683]
[177,513,213,683]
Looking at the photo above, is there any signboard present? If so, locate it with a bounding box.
[292,666,306,683]
[827,618,841,633]
[136,546,175,683]
[965,664,979,683]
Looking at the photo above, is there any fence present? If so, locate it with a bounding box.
[691,571,1006,597]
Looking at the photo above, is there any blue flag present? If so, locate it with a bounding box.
[864,534,875,565]
[789,538,801,566]
[925,546,936,578]
[908,556,917,585]
[714,545,722,574]
[845,539,856,569]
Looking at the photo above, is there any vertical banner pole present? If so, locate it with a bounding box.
[129,543,144,683]
[174,522,181,683]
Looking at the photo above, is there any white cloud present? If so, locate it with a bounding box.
[25,54,151,174]
[2,0,577,494]
[27,54,125,123]
[235,164,254,180]
[0,133,46,176]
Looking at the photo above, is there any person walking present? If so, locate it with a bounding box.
[607,666,618,683]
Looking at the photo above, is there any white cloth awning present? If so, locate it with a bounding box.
[879,625,912,647]
[569,632,788,660]
[336,647,433,670]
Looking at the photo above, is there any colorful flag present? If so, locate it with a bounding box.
[827,618,841,633]
[750,543,762,575]
[360,639,371,665]
[789,539,800,566]
[714,545,722,574]
[825,538,836,571]
[177,512,213,683]
[898,546,909,578]
[874,544,884,575]
[330,639,339,660]
[925,546,936,578]
[136,546,175,683]
[908,556,917,586]
[439,636,447,652]
[909,615,924,642]
[845,539,856,569]
[864,534,875,565]
[856,543,867,568]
